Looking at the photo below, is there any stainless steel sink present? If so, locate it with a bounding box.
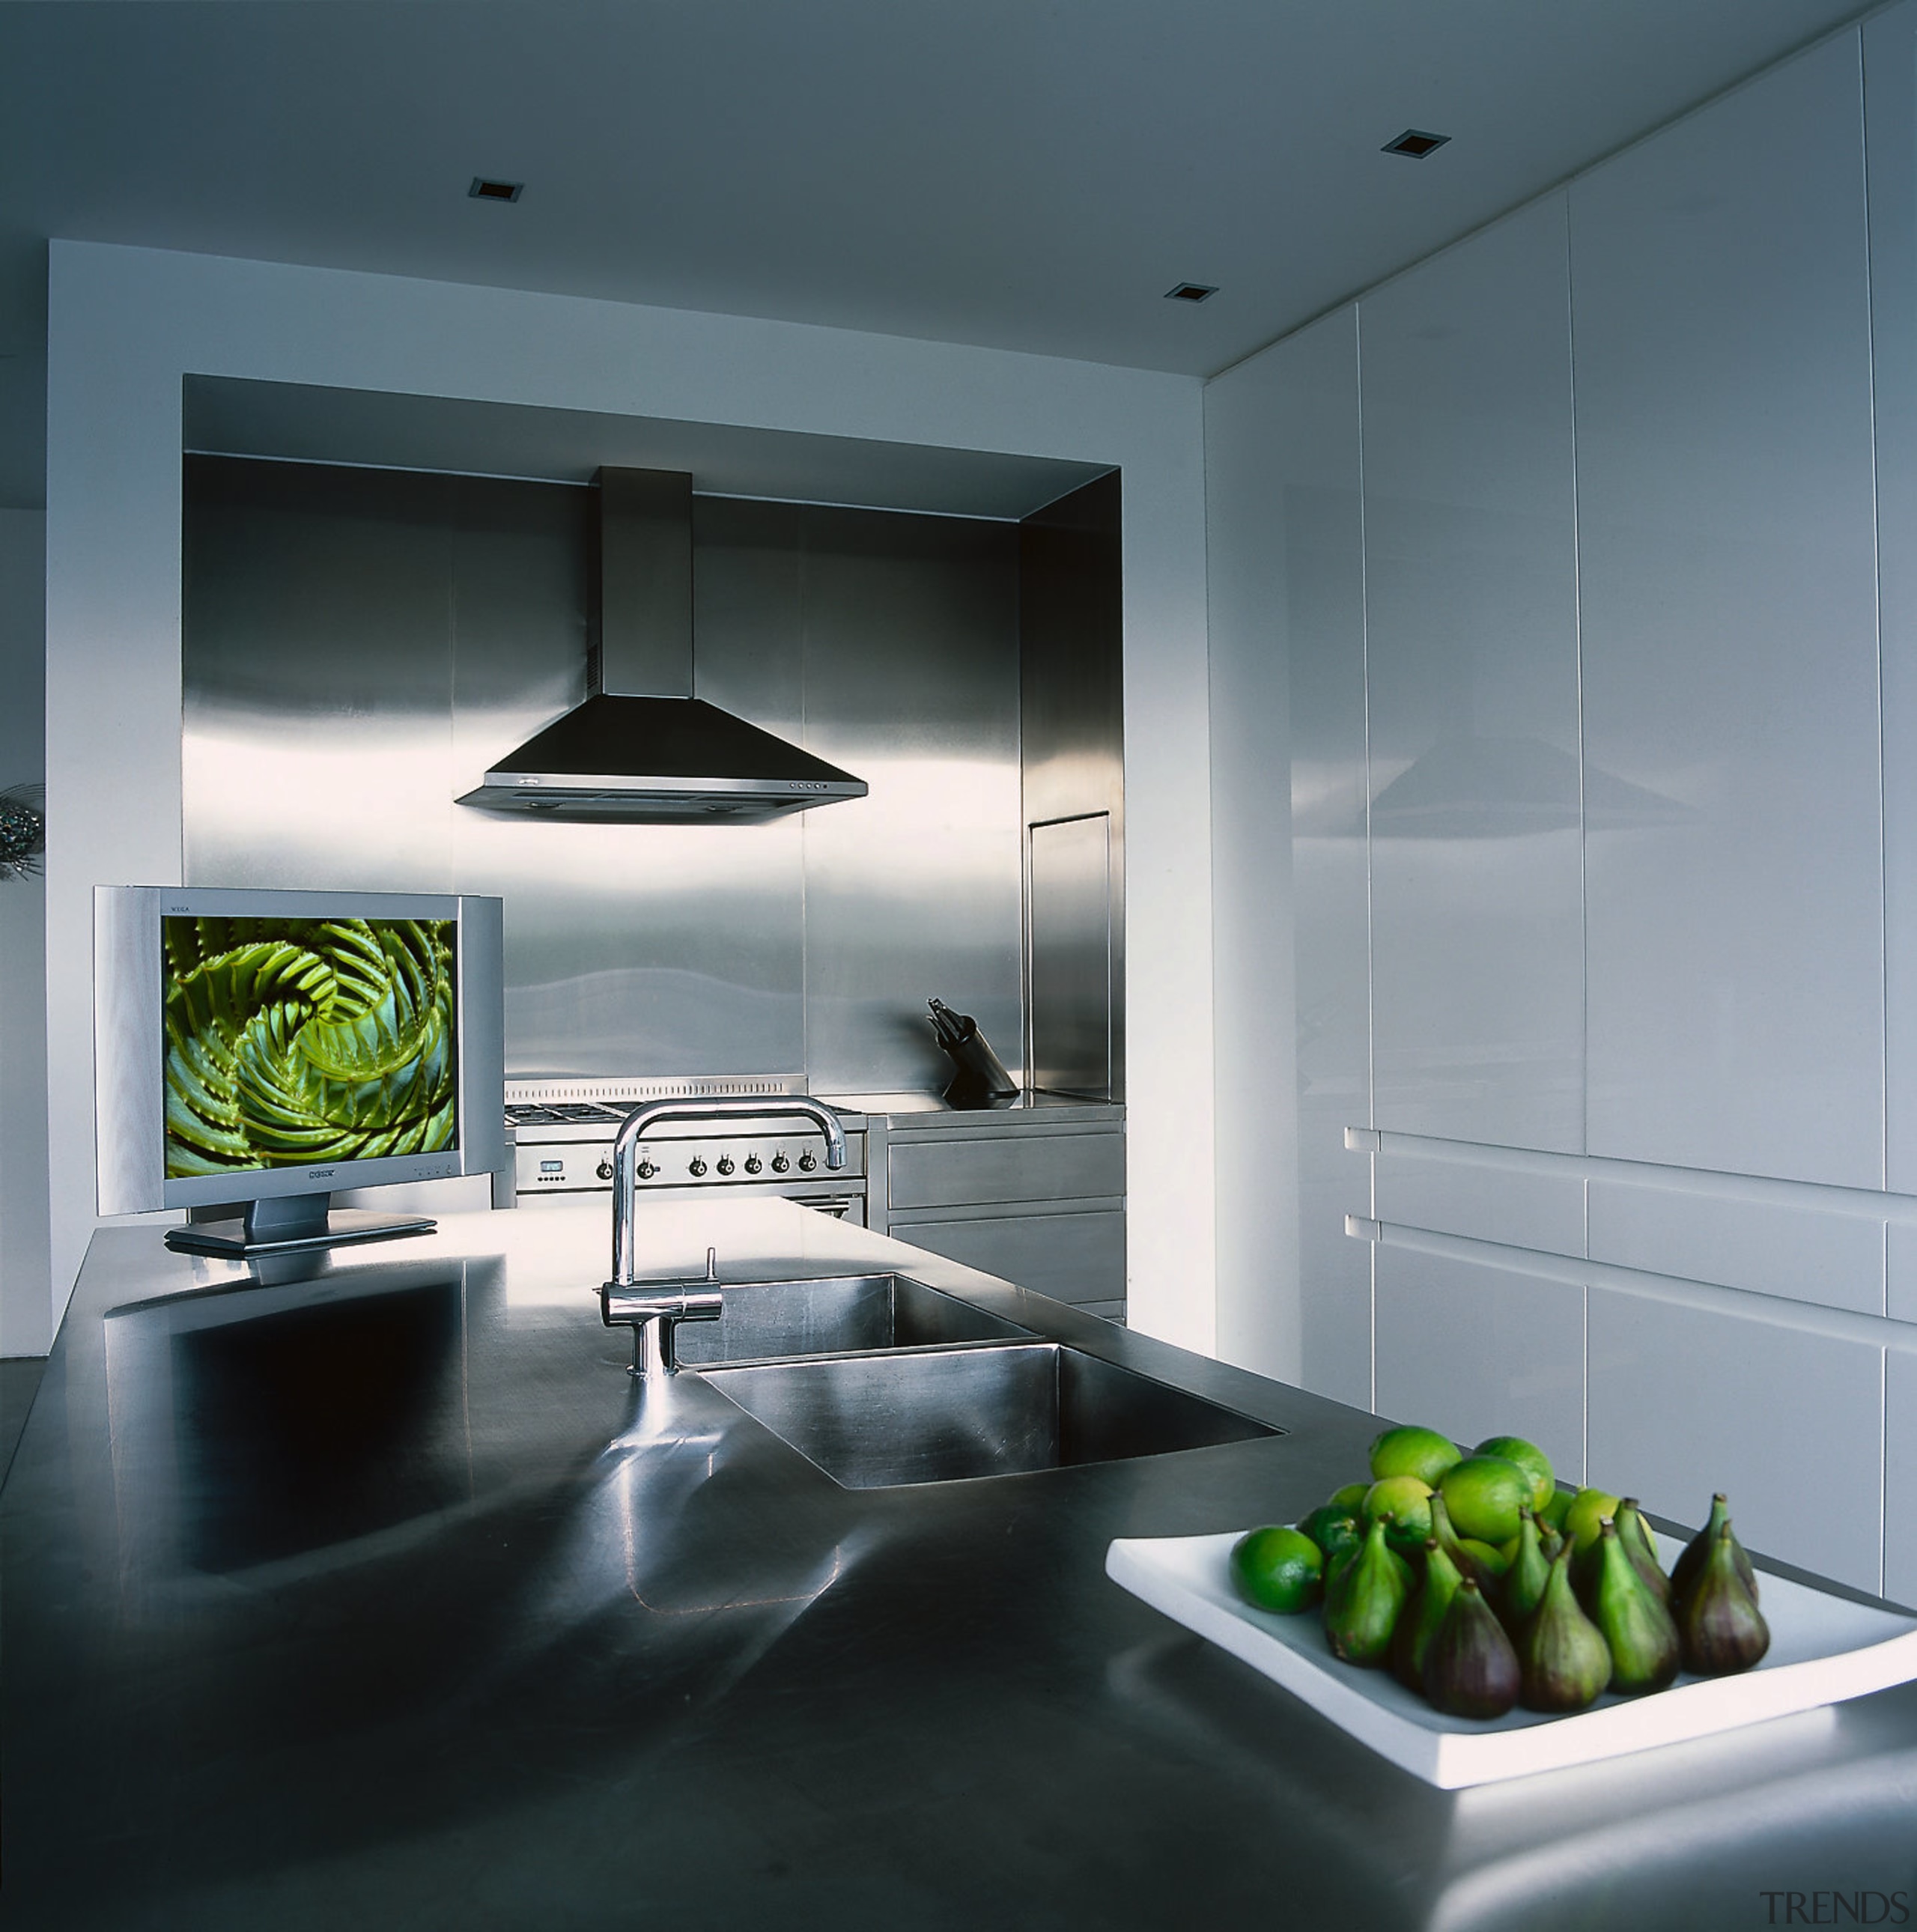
[666,1273,1033,1367]
[699,1341,1280,1487]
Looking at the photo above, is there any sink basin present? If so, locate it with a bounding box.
[666,1273,1032,1367]
[699,1342,1279,1488]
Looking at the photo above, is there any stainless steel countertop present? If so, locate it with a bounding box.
[5,1200,1916,1931]
[819,1088,1125,1127]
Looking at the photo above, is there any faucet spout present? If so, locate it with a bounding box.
[607,1096,848,1290]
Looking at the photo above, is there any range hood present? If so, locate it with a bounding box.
[457,467,868,822]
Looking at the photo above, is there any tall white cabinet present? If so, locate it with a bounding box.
[1209,9,1917,1598]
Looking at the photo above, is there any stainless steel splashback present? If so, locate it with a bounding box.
[181,458,1021,1092]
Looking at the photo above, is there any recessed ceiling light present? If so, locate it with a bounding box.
[1383,130,1450,159]
[469,177,524,203]
[1165,282,1218,304]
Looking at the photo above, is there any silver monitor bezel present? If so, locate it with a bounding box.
[94,885,506,1215]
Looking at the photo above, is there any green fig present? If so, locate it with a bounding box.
[1322,1514,1413,1668]
[1615,1498,1673,1606]
[1499,1505,1552,1633]
[1671,1493,1759,1606]
[1392,1538,1463,1691]
[1428,1491,1501,1594]
[1421,1577,1522,1719]
[1677,1522,1771,1675]
[1519,1541,1612,1712]
[1592,1519,1681,1694]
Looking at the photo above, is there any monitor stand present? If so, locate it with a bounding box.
[163,1191,436,1260]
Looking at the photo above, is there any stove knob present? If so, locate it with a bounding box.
[595,1158,615,1182]
[744,1155,763,1176]
[716,1156,735,1176]
[798,1151,818,1173]
[636,1159,657,1181]
[687,1157,708,1178]
[770,1153,790,1174]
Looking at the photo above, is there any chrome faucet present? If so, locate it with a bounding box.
[601,1096,848,1377]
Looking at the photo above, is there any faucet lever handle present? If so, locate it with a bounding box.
[600,1283,724,1378]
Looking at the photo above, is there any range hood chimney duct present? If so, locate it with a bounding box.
[458,465,868,822]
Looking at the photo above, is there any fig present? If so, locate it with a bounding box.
[1677,1521,1771,1675]
[1671,1493,1759,1606]
[1322,1514,1412,1668]
[1592,1518,1681,1694]
[1422,1577,1521,1719]
[1391,1537,1462,1691]
[1519,1540,1611,1713]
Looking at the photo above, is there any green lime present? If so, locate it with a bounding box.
[1474,1435,1555,1513]
[1368,1424,1463,1486]
[1230,1525,1325,1614]
[1362,1474,1434,1548]
[1538,1487,1574,1533]
[1563,1488,1621,1553]
[1327,1481,1373,1513]
[1438,1456,1531,1544]
[1298,1504,1364,1567]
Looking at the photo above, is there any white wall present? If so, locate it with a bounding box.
[1209,10,1917,1596]
[0,507,49,1355]
[42,243,1214,1350]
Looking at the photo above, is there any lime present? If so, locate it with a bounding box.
[1362,1474,1434,1548]
[1327,1481,1373,1513]
[1230,1525,1325,1614]
[1438,1456,1531,1544]
[1368,1424,1463,1486]
[1298,1504,1364,1567]
[1538,1487,1574,1534]
[1562,1487,1622,1553]
[1474,1435,1555,1513]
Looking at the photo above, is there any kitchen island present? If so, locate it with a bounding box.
[5,1200,1916,1931]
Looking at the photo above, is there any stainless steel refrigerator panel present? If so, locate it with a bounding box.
[1027,814,1111,1097]
[798,506,1023,1094]
[1021,475,1125,1100]
[1359,195,1585,1155]
[1573,35,1883,1188]
[183,458,458,894]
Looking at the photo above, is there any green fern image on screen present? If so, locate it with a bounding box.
[162,917,458,1178]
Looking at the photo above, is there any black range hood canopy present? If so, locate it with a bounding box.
[458,467,867,824]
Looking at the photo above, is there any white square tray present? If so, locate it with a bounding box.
[1105,1530,1917,1788]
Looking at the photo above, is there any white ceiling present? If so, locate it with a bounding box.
[0,0,1879,507]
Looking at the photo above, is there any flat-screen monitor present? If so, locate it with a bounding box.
[95,886,507,1257]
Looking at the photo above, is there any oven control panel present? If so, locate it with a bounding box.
[505,1102,866,1202]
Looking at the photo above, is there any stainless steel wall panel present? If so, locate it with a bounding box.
[183,458,458,893]
[1359,196,1585,1155]
[1587,1284,1883,1593]
[1027,813,1111,1097]
[1373,1245,1585,1485]
[183,465,1035,1090]
[798,505,1022,1095]
[1373,1146,1585,1257]
[1572,35,1884,1188]
[1587,1177,1886,1319]
[1279,310,1376,1409]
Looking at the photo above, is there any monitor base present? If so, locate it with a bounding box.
[163,1191,437,1260]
